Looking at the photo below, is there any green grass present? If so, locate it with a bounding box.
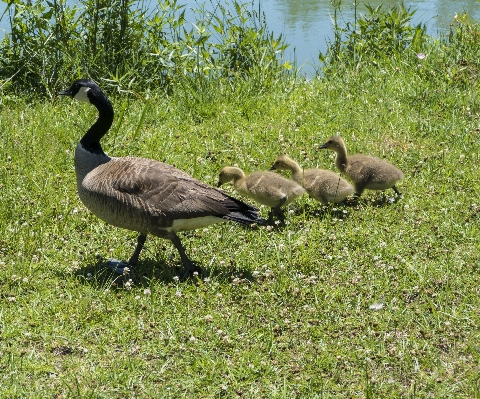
[1,50,480,398]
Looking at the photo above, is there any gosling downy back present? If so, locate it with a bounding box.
[217,166,305,223]
[319,135,403,197]
[270,154,354,204]
[59,79,263,278]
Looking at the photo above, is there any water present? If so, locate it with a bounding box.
[260,0,480,74]
[1,0,479,75]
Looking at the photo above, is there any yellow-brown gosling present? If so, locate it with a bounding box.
[217,166,305,224]
[319,135,403,197]
[270,154,354,204]
[59,79,264,279]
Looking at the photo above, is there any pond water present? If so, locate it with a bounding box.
[261,0,480,74]
[1,0,479,76]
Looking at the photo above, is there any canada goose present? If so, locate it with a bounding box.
[270,154,354,205]
[59,79,263,279]
[319,135,403,197]
[217,166,305,224]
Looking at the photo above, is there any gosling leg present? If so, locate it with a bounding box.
[268,197,287,225]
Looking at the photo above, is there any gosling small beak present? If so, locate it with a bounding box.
[217,181,222,188]
[269,164,276,171]
[319,143,328,149]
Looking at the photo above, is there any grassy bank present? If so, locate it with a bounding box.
[1,4,480,399]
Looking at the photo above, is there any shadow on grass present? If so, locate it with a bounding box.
[66,253,255,290]
[292,199,359,220]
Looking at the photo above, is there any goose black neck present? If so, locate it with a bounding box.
[80,91,114,155]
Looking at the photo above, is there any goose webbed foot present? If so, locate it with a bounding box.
[106,259,131,274]
[106,233,147,275]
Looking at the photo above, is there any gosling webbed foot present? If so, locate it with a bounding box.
[268,207,286,226]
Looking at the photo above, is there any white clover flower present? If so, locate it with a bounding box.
[143,288,151,295]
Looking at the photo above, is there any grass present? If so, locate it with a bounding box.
[1,31,480,399]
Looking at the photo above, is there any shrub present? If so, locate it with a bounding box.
[319,2,428,74]
[0,0,288,97]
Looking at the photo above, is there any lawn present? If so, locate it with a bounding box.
[1,16,480,399]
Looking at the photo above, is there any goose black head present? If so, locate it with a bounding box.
[59,79,101,103]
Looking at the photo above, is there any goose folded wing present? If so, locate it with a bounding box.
[111,164,233,219]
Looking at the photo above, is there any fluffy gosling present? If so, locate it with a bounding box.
[217,166,305,224]
[319,135,403,197]
[270,154,354,204]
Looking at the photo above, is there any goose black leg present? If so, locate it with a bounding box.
[128,233,147,265]
[106,233,147,274]
[170,232,196,280]
[392,185,403,198]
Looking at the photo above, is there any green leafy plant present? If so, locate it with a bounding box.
[0,0,289,97]
[320,2,428,73]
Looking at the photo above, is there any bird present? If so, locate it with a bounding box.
[59,79,263,279]
[270,154,354,205]
[319,135,403,197]
[217,166,305,224]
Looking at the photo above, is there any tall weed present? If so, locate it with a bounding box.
[320,3,428,74]
[0,0,288,97]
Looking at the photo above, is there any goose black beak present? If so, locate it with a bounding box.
[269,164,276,170]
[319,143,328,149]
[217,181,222,188]
[58,88,73,97]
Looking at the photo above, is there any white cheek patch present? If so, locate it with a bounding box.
[74,86,91,103]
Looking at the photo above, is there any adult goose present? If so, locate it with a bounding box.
[59,79,263,278]
[319,135,403,198]
[217,166,305,224]
[270,154,354,204]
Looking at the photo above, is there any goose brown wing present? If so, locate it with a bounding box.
[109,158,248,220]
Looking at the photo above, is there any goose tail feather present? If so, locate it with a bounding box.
[222,193,267,226]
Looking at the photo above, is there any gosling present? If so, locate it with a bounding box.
[319,136,403,197]
[270,154,354,205]
[217,166,305,224]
